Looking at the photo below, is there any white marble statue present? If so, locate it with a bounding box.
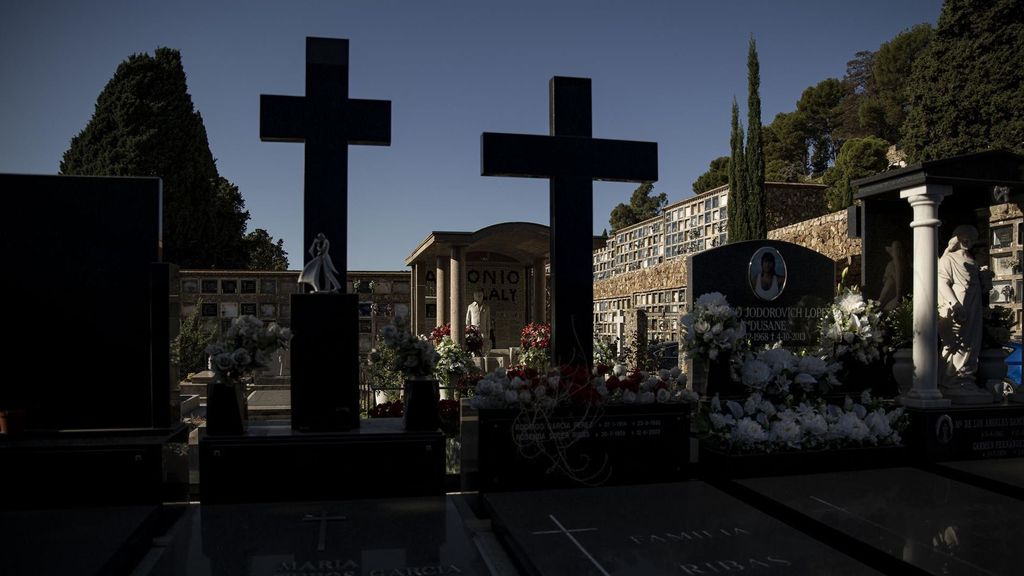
[937,225,990,402]
[465,289,491,354]
[297,233,341,293]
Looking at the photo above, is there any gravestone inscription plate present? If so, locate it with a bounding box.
[485,482,879,575]
[905,404,1024,460]
[688,240,835,347]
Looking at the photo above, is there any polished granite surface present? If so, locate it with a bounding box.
[485,482,880,575]
[148,496,488,575]
[740,467,1023,576]
[938,458,1024,490]
[0,505,161,576]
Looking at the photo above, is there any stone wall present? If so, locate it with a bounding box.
[766,183,830,230]
[594,259,687,300]
[768,209,860,262]
[768,209,862,288]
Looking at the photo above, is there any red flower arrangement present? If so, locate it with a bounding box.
[465,324,484,355]
[520,322,552,350]
[429,323,452,345]
[369,400,404,417]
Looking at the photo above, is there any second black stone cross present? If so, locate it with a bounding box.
[482,77,658,366]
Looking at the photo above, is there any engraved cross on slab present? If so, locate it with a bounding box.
[261,37,391,282]
[302,510,348,552]
[482,77,658,366]
[531,513,609,576]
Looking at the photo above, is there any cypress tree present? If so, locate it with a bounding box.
[60,48,250,268]
[727,98,748,242]
[745,37,767,239]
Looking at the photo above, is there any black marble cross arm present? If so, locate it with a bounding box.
[480,133,657,181]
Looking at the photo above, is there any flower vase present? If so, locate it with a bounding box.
[692,356,739,398]
[207,379,247,435]
[403,378,440,431]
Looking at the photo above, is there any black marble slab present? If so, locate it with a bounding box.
[147,496,487,576]
[485,482,881,576]
[199,418,445,503]
[739,467,1024,576]
[0,505,164,576]
[0,425,188,508]
[931,458,1024,499]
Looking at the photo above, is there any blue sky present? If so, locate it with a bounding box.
[0,0,943,270]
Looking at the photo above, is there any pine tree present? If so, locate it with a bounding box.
[727,99,748,242]
[745,37,767,240]
[59,48,283,268]
[902,0,1024,161]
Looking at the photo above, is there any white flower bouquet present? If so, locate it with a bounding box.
[819,290,886,365]
[737,345,841,400]
[681,292,747,362]
[371,315,439,379]
[205,315,292,385]
[468,364,698,410]
[701,390,906,453]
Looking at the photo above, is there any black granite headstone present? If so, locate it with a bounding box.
[905,404,1024,460]
[485,483,880,575]
[482,77,658,367]
[740,467,1024,576]
[260,37,391,431]
[688,240,835,347]
[0,173,169,430]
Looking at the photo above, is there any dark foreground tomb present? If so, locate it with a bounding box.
[485,482,881,575]
[0,173,186,509]
[738,467,1024,576]
[138,496,489,576]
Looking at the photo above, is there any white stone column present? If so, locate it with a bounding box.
[450,246,465,347]
[435,255,447,330]
[900,184,952,408]
[532,257,547,323]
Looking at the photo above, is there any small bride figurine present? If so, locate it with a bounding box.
[298,233,341,292]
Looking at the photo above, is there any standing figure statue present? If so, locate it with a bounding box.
[298,233,341,293]
[877,240,903,312]
[937,225,991,403]
[466,289,491,355]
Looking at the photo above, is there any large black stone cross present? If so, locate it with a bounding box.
[482,77,658,366]
[260,37,391,281]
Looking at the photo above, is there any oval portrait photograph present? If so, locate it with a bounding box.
[749,247,787,301]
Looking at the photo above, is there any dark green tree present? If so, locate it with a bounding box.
[745,37,767,240]
[172,298,214,378]
[764,111,810,181]
[246,228,290,270]
[608,181,666,233]
[797,78,850,176]
[692,156,730,193]
[902,0,1023,161]
[822,136,890,211]
[59,48,267,268]
[863,24,933,143]
[727,99,748,241]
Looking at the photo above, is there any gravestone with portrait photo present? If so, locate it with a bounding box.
[687,240,835,349]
